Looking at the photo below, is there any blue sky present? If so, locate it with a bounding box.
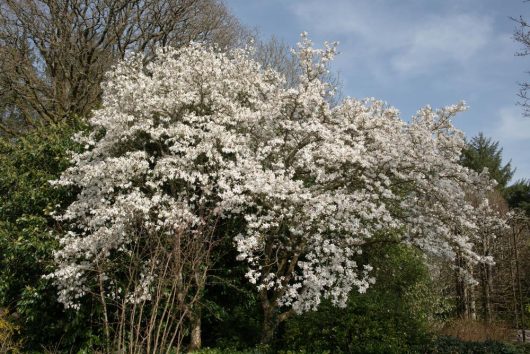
[226,0,530,182]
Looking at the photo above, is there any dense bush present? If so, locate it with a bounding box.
[0,121,100,351]
[202,240,263,350]
[278,245,435,354]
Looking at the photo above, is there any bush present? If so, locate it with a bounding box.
[439,318,514,342]
[0,120,98,351]
[201,238,263,350]
[277,244,435,353]
[0,309,22,353]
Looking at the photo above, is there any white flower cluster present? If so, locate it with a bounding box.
[49,34,506,312]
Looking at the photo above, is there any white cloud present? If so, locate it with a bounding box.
[391,15,492,74]
[489,107,530,181]
[290,0,496,76]
[498,106,530,140]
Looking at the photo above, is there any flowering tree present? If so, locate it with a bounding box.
[50,34,506,347]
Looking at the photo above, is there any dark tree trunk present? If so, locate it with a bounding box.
[468,262,477,320]
[512,224,526,342]
[189,308,202,351]
[481,262,493,323]
[260,301,278,345]
[455,253,468,318]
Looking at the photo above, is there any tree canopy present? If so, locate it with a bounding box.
[0,0,246,135]
[48,35,507,346]
[461,132,514,190]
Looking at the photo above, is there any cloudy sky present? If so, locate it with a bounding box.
[226,0,530,182]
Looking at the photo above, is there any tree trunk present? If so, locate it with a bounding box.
[467,262,477,320]
[469,283,477,320]
[455,253,468,318]
[260,302,277,345]
[481,262,493,323]
[510,250,521,335]
[512,224,526,342]
[189,308,202,351]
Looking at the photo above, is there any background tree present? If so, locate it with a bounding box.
[505,179,530,215]
[460,132,514,190]
[0,0,246,135]
[513,12,530,117]
[457,133,515,324]
[254,35,342,106]
[431,132,530,339]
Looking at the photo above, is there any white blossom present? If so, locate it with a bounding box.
[50,34,506,313]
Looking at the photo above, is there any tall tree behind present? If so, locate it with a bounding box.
[461,132,514,190]
[456,133,513,322]
[513,12,530,117]
[505,179,530,215]
[254,35,342,105]
[0,0,246,134]
[458,133,529,331]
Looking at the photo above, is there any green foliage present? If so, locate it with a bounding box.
[278,244,434,354]
[202,233,263,350]
[505,179,530,215]
[0,120,97,350]
[0,114,522,354]
[461,133,514,190]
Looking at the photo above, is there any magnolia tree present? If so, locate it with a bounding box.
[49,34,506,346]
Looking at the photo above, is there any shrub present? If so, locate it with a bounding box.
[0,308,22,353]
[0,120,97,350]
[439,318,514,342]
[279,245,434,354]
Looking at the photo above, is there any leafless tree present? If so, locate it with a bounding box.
[513,12,530,117]
[254,35,342,105]
[0,0,247,135]
[508,212,529,342]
